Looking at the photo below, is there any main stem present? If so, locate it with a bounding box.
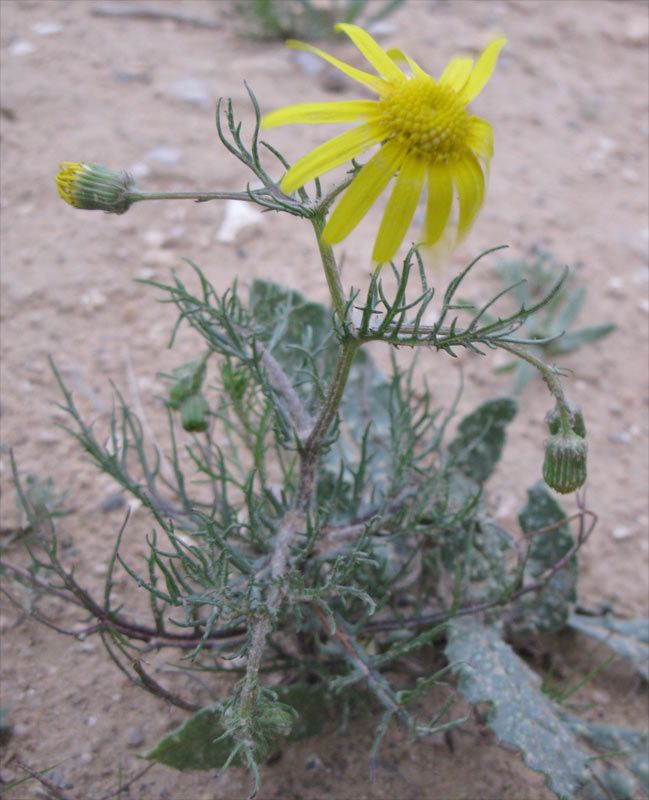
[241,228,357,714]
[310,213,346,321]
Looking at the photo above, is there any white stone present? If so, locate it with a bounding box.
[606,276,625,296]
[292,51,324,77]
[10,40,35,55]
[169,77,210,107]
[216,199,262,243]
[32,21,62,35]
[146,147,182,166]
[612,525,634,540]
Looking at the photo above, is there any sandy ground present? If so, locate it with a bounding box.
[1,1,648,798]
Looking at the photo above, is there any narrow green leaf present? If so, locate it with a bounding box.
[549,324,616,355]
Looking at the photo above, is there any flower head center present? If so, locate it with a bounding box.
[378,76,470,162]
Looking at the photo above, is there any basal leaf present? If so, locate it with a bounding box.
[142,705,242,771]
[142,683,371,772]
[568,612,649,680]
[447,397,518,483]
[439,481,514,604]
[446,618,591,799]
[512,482,577,633]
[248,279,334,380]
[559,713,648,799]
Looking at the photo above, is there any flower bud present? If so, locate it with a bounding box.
[221,360,248,404]
[167,360,207,409]
[56,162,138,214]
[180,393,210,433]
[545,402,586,438]
[543,431,587,494]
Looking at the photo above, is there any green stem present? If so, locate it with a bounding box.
[240,338,360,711]
[311,213,346,321]
[297,338,360,512]
[132,189,272,203]
[494,341,572,434]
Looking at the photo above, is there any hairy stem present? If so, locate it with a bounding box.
[494,340,573,433]
[240,337,360,713]
[310,212,346,321]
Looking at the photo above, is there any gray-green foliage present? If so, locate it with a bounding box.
[5,86,643,800]
[227,0,405,41]
[447,620,648,800]
[6,267,644,800]
[488,250,615,393]
[568,612,649,680]
[447,618,592,799]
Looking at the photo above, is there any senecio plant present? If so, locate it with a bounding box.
[9,23,647,800]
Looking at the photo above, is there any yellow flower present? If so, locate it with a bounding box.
[262,25,506,263]
[56,162,136,214]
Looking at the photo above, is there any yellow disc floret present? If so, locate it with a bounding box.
[377,77,470,162]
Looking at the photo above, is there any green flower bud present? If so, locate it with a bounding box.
[545,402,586,438]
[221,360,248,404]
[56,162,139,214]
[180,393,210,433]
[543,431,587,494]
[167,360,207,409]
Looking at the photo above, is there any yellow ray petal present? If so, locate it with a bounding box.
[336,23,405,82]
[450,152,485,241]
[385,47,428,79]
[286,39,385,94]
[323,138,405,244]
[460,38,506,103]
[424,162,454,245]
[439,56,474,93]
[281,123,383,193]
[372,152,426,262]
[262,100,377,128]
[465,117,494,162]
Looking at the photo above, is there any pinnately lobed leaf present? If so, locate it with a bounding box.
[446,617,591,800]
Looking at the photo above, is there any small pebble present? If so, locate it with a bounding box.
[127,728,145,747]
[146,147,182,166]
[100,492,125,512]
[45,768,69,788]
[321,70,347,93]
[305,755,323,771]
[32,21,62,35]
[169,77,210,107]
[85,716,97,727]
[216,200,262,243]
[10,40,35,55]
[622,167,639,184]
[292,51,323,77]
[592,689,610,705]
[612,525,634,540]
[80,288,107,310]
[623,17,649,47]
[606,276,625,297]
[37,431,60,444]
